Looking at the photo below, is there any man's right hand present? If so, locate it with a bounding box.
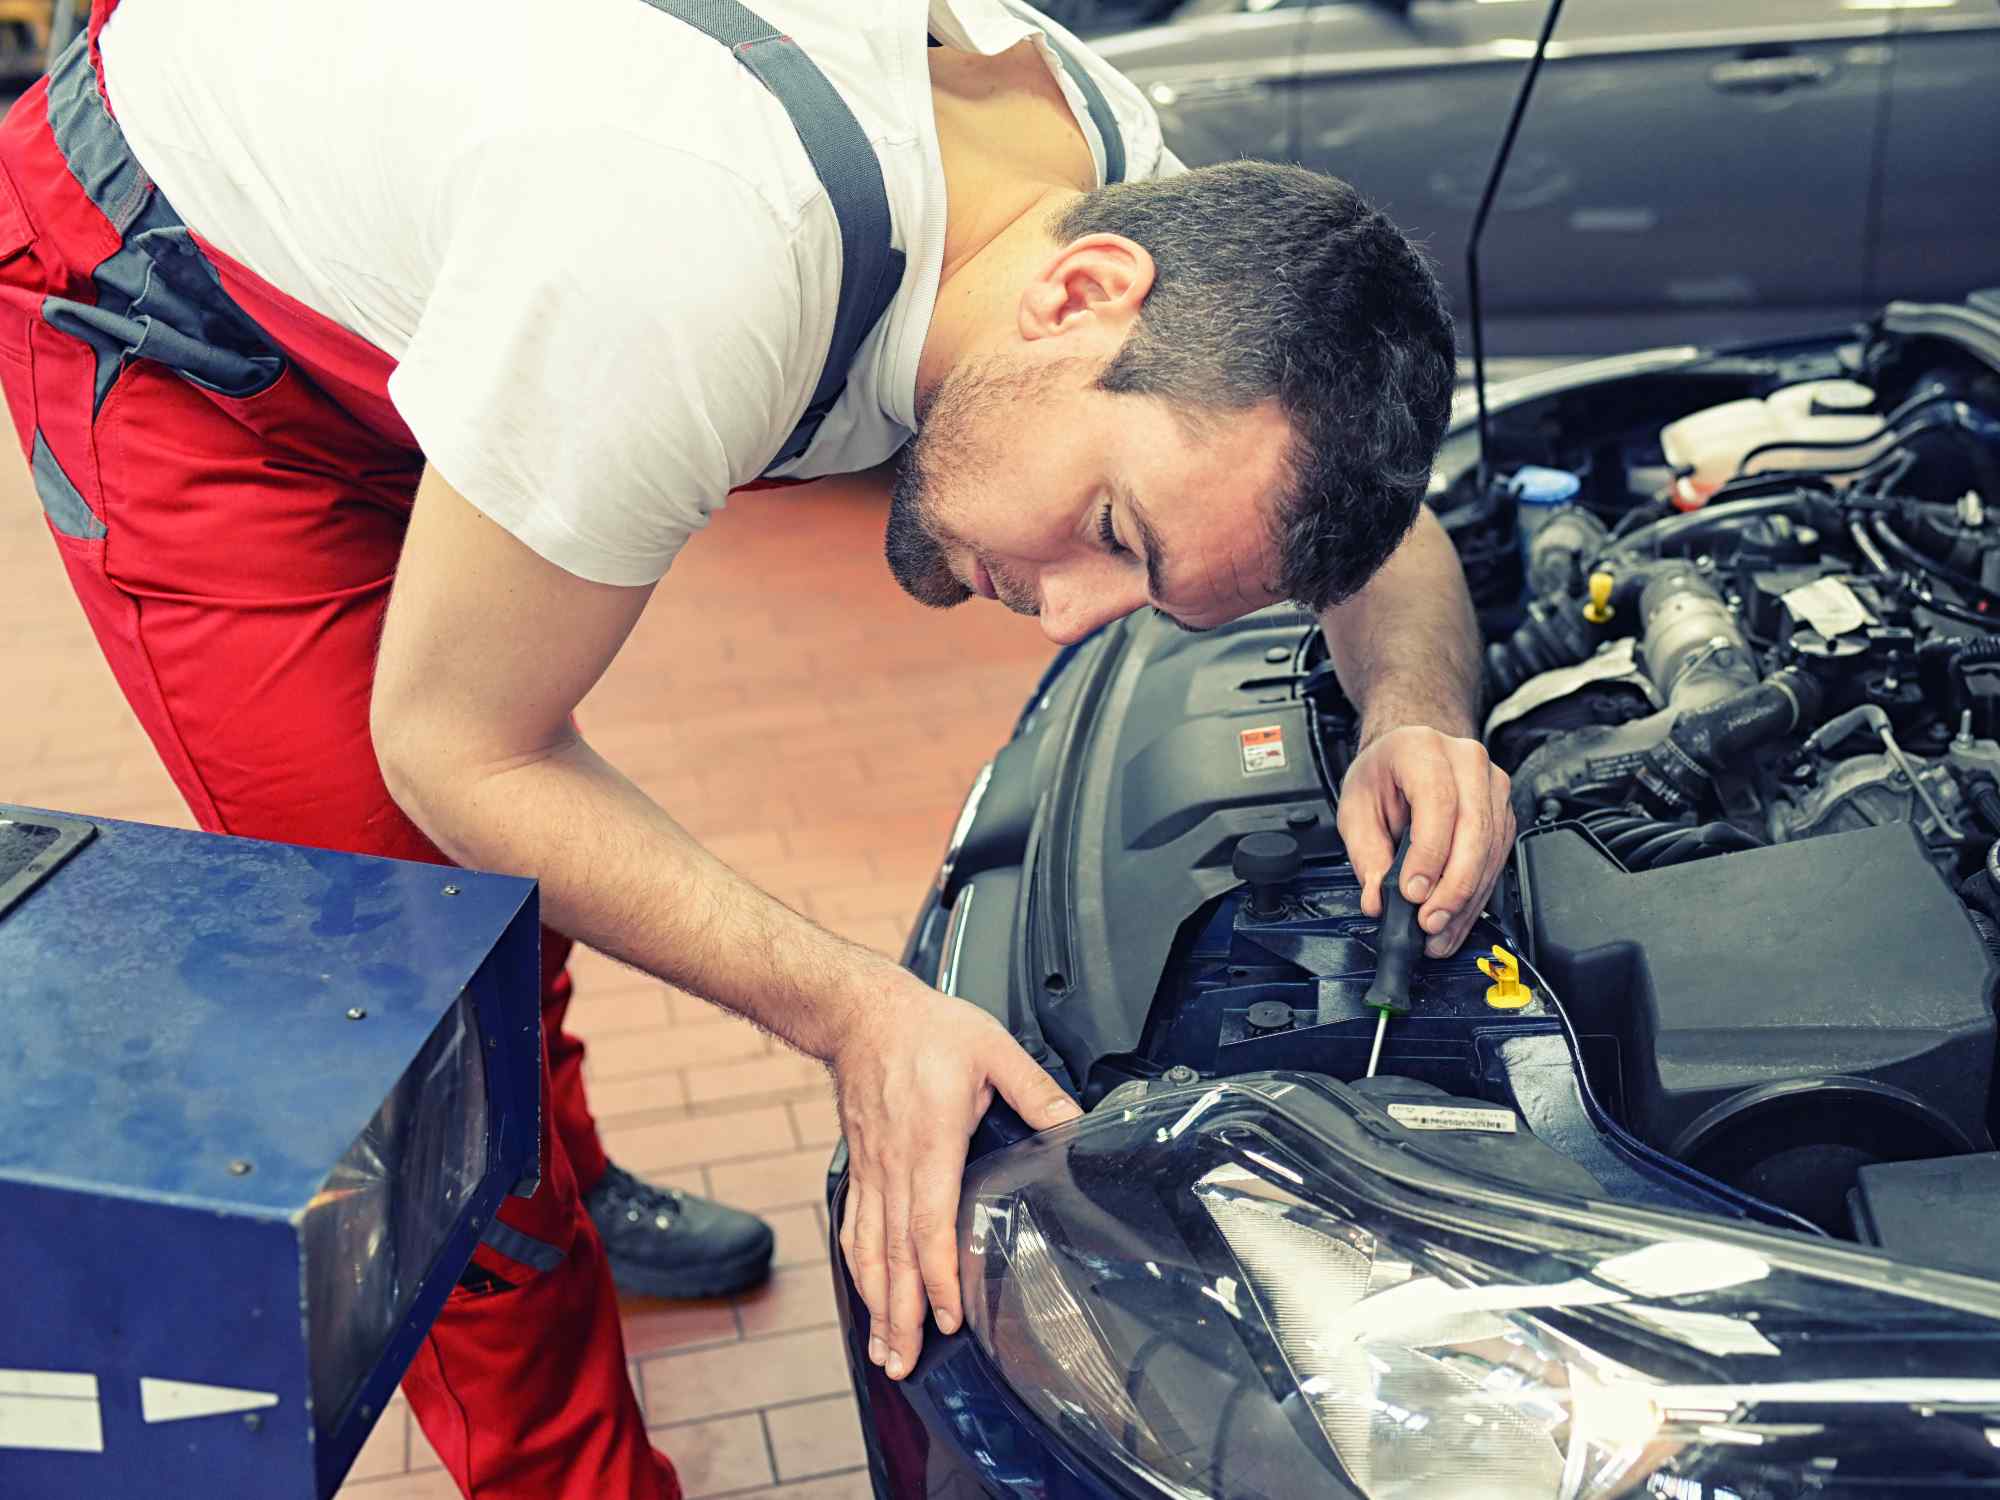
[830,965,1083,1382]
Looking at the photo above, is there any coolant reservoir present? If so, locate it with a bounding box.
[1662,379,1885,509]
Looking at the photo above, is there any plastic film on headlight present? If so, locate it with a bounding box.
[958,1074,2000,1500]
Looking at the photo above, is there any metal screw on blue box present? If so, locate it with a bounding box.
[0,804,544,1499]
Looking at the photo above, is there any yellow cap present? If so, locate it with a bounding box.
[1478,946,1533,1009]
[1582,571,1614,625]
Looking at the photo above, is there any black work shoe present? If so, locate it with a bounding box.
[586,1162,775,1299]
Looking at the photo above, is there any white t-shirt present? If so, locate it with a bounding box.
[99,0,1176,585]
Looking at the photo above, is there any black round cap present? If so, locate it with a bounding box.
[1232,831,1301,885]
[1245,1000,1294,1033]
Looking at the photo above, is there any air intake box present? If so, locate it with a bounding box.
[1518,821,1997,1228]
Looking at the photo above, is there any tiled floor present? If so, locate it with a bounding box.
[0,452,1056,1498]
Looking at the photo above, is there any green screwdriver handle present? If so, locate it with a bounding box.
[1363,829,1420,1018]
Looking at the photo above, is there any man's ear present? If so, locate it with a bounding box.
[1018,234,1154,343]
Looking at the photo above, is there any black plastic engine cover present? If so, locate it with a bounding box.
[1850,1153,2000,1278]
[1031,608,1346,1086]
[1521,822,1997,1227]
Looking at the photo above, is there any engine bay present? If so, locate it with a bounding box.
[1014,293,2000,1267]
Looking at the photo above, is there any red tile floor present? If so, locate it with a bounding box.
[0,454,1057,1499]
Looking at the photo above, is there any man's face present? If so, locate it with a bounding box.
[886,356,1293,643]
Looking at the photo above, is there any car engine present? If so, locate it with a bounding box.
[1418,302,2000,1233]
[968,297,2000,1265]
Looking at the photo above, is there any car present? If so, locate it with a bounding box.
[825,281,2000,1496]
[1075,0,2000,357]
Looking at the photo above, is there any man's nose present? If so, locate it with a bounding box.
[1037,564,1148,646]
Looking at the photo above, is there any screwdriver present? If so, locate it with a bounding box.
[1362,829,1423,1078]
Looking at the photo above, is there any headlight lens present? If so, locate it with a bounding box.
[960,1074,2000,1499]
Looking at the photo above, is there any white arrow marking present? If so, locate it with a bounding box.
[139,1377,279,1424]
[0,1368,104,1453]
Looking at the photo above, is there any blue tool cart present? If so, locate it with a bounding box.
[0,805,544,1498]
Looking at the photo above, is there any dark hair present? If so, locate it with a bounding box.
[1052,161,1457,612]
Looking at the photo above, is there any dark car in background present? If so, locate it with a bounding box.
[829,282,2000,1495]
[1075,0,2000,356]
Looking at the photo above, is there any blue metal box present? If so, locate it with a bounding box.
[0,807,543,1498]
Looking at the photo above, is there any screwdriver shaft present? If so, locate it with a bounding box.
[1366,1007,1388,1078]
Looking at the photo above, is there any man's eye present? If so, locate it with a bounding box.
[1097,503,1131,558]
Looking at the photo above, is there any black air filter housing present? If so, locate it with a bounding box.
[1519,822,1997,1230]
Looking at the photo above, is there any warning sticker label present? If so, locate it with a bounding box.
[1239,725,1286,776]
[1386,1103,1518,1134]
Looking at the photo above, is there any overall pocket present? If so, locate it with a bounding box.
[41,217,286,411]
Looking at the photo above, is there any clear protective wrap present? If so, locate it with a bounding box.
[300,991,489,1434]
[959,1073,2000,1499]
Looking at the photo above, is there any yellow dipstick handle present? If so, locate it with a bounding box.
[1582,571,1614,625]
[1478,946,1533,1009]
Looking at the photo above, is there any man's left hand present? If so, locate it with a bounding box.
[1339,724,1513,958]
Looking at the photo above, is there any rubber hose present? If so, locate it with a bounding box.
[1649,833,1714,869]
[1485,603,1594,703]
[1702,821,1766,851]
[1648,822,1766,870]
[1597,817,1658,854]
[1971,781,2000,836]
[1635,668,1822,812]
[1967,908,2000,965]
[1607,492,1823,561]
[1607,825,1666,860]
[1629,826,1695,868]
[1949,638,2000,718]
[1586,815,1654,845]
[1872,517,2000,612]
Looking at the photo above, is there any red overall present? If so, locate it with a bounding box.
[0,6,679,1495]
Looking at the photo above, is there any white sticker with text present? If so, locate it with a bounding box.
[1239,724,1286,775]
[1386,1103,1518,1134]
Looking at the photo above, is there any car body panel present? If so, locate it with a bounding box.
[1087,0,2000,354]
[1875,4,2000,306]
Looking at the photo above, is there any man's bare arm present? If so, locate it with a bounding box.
[1317,507,1512,956]
[372,467,1079,1380]
[372,473,873,1056]
[1319,506,1481,745]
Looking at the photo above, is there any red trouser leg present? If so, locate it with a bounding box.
[545,935,611,1194]
[3,359,676,1500]
[0,129,667,1500]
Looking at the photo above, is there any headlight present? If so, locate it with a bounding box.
[959,1074,2000,1499]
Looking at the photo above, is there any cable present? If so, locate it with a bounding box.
[1728,397,1958,479]
[1870,515,2000,613]
[1849,518,1894,578]
[1880,382,1955,430]
[1467,0,1567,490]
[1946,639,2000,715]
[1606,490,1822,561]
[1912,588,1996,630]
[1733,431,1898,478]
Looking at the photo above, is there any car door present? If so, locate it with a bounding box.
[1872,0,2000,305]
[1091,1,1308,167]
[1289,0,1891,355]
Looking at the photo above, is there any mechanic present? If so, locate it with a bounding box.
[0,0,1511,1495]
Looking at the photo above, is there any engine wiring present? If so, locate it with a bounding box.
[1459,349,2000,918]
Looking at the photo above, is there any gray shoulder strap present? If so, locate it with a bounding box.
[1005,2,1127,185]
[634,0,907,472]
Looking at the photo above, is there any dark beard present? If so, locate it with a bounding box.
[884,354,1081,609]
[884,438,970,608]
